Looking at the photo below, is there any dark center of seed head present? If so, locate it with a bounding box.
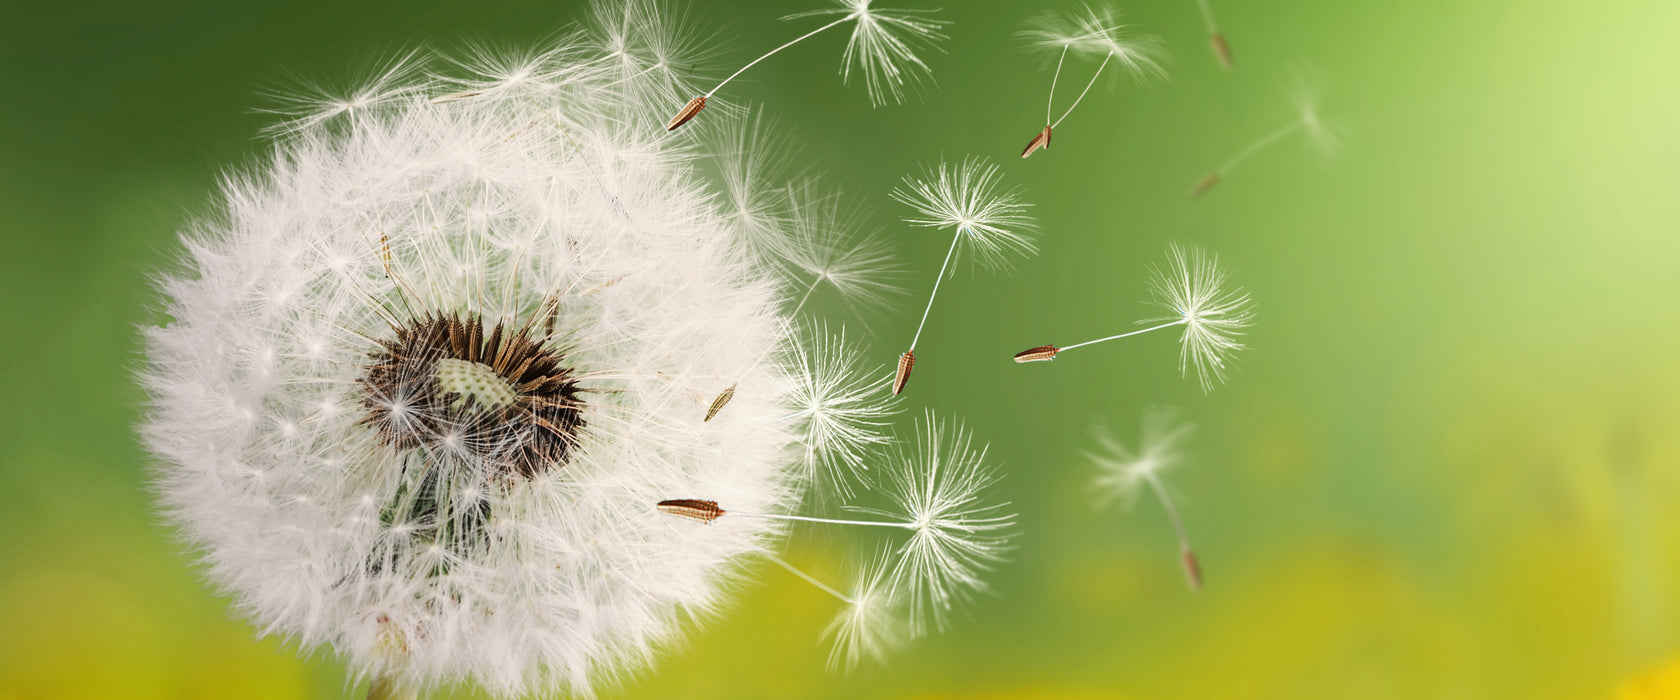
[359,312,587,479]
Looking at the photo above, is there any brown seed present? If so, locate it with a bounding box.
[1210,32,1234,70]
[704,384,737,422]
[1181,549,1204,592]
[1190,172,1220,197]
[892,350,915,395]
[1012,345,1060,363]
[379,231,392,276]
[666,96,707,131]
[1021,125,1052,158]
[657,499,726,524]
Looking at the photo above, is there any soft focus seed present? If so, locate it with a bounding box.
[666,96,707,131]
[657,499,726,523]
[892,351,915,395]
[1190,172,1220,197]
[1012,345,1059,363]
[1181,549,1204,592]
[1210,33,1234,70]
[704,384,736,422]
[1021,125,1052,158]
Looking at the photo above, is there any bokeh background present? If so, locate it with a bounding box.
[4,0,1679,698]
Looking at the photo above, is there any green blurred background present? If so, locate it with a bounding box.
[4,0,1679,697]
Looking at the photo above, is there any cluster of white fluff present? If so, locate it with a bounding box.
[139,3,932,695]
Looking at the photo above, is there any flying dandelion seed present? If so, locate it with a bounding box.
[1012,242,1255,392]
[665,0,949,130]
[1190,76,1340,196]
[1018,4,1166,158]
[703,181,903,421]
[1193,0,1234,69]
[1088,407,1202,591]
[891,157,1036,394]
[660,411,1016,644]
[141,6,911,697]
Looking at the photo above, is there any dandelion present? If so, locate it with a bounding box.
[141,10,900,698]
[1011,243,1255,392]
[1087,407,1202,591]
[891,157,1036,393]
[659,411,1016,649]
[1194,0,1234,69]
[665,0,949,130]
[1018,5,1166,158]
[1190,77,1340,196]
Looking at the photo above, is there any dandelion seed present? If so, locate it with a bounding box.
[893,350,915,395]
[661,411,1015,640]
[1191,74,1340,196]
[784,325,899,494]
[657,498,727,523]
[1087,407,1202,591]
[859,411,1016,633]
[704,187,902,420]
[891,157,1036,393]
[1011,242,1255,391]
[703,384,736,422]
[142,12,897,696]
[1194,0,1233,69]
[1011,344,1059,363]
[1019,5,1166,158]
[666,0,948,130]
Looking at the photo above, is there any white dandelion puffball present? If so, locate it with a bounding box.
[139,16,878,697]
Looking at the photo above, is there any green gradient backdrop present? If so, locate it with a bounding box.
[3,0,1679,698]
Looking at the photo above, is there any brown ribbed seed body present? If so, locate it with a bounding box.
[1013,345,1060,363]
[657,499,726,523]
[704,384,737,422]
[1191,172,1221,197]
[1210,32,1234,70]
[666,96,707,131]
[892,350,916,395]
[1181,550,1204,591]
[1022,125,1052,158]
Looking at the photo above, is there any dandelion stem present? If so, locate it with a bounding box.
[767,553,856,604]
[1217,121,1304,176]
[1047,45,1069,125]
[367,677,416,700]
[1052,52,1112,129]
[909,228,963,352]
[1057,320,1184,353]
[729,511,917,530]
[708,13,859,97]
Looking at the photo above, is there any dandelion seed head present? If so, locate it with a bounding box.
[1087,407,1194,507]
[892,157,1038,272]
[1144,243,1257,391]
[1020,4,1167,83]
[786,0,950,107]
[140,12,870,696]
[856,411,1015,634]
